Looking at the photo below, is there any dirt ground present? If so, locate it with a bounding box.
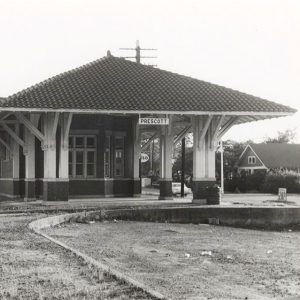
[45,221,300,300]
[0,214,152,300]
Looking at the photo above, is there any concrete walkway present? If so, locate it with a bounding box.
[1,193,299,213]
[0,195,190,213]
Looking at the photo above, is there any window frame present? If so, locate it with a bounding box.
[69,135,97,178]
[248,156,256,165]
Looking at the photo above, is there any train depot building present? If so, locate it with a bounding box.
[0,53,296,202]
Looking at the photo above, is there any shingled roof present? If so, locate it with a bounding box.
[1,55,296,122]
[250,143,300,169]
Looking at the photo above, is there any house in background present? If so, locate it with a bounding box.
[237,143,300,175]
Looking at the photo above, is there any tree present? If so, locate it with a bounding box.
[215,139,252,180]
[264,129,296,144]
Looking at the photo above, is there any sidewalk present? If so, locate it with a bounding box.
[1,192,299,214]
[0,195,191,214]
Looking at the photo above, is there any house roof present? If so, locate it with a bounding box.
[250,143,300,169]
[0,54,296,124]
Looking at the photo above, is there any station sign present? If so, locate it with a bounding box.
[139,117,169,125]
[141,153,149,163]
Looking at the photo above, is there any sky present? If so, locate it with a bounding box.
[0,0,299,143]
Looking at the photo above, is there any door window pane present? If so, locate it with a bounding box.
[114,136,124,177]
[76,151,84,163]
[104,136,111,178]
[87,164,95,176]
[115,137,124,149]
[75,137,84,148]
[76,164,84,176]
[87,151,95,164]
[86,136,96,148]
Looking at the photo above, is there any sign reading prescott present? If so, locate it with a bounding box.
[139,117,169,125]
[141,153,149,163]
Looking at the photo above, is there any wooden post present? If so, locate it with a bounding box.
[43,113,56,179]
[12,123,20,180]
[159,119,173,200]
[42,113,62,201]
[192,115,221,205]
[192,116,206,180]
[133,117,141,196]
[220,140,224,195]
[180,137,185,198]
[24,114,40,201]
[56,112,73,201]
[59,112,72,179]
[11,123,20,198]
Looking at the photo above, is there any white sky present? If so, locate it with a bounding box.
[0,0,299,142]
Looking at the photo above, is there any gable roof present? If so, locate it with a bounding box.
[0,55,296,124]
[249,143,300,169]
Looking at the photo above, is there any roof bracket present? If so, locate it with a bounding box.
[210,115,225,149]
[217,116,239,139]
[0,122,25,148]
[198,115,213,148]
[15,112,44,142]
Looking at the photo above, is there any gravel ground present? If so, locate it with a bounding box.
[0,214,152,300]
[45,221,300,300]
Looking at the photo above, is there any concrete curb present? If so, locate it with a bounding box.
[29,212,167,300]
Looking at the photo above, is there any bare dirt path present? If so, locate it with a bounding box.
[44,221,300,300]
[0,214,152,300]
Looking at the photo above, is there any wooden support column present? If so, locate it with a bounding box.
[12,123,20,179]
[24,114,40,201]
[11,123,20,197]
[132,117,141,196]
[59,112,72,178]
[192,115,223,205]
[159,117,173,200]
[42,112,61,201]
[56,112,72,201]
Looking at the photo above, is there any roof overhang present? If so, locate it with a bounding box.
[0,107,293,121]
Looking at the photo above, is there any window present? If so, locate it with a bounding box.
[248,156,256,164]
[69,135,96,178]
[104,136,111,178]
[114,136,124,177]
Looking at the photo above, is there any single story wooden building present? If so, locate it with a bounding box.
[0,52,296,202]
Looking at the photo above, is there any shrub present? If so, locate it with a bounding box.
[246,171,266,192]
[260,174,300,194]
[225,170,266,193]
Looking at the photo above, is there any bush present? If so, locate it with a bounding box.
[246,171,266,192]
[260,174,300,194]
[225,170,266,193]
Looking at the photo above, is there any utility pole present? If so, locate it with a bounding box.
[136,40,141,63]
[180,137,186,197]
[119,40,157,65]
